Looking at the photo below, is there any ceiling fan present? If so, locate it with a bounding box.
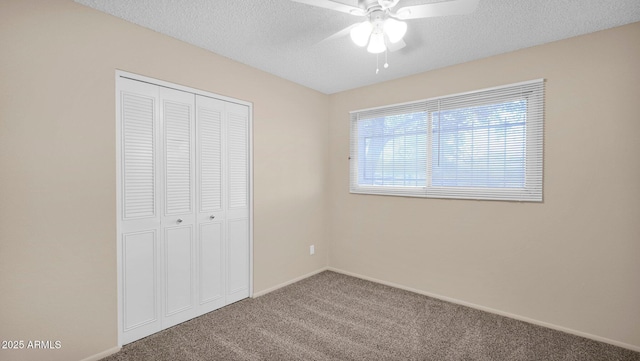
[292,0,479,55]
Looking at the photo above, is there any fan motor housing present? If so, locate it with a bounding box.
[369,9,385,23]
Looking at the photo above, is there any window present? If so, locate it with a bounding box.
[350,79,544,201]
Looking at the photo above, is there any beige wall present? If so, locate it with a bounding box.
[328,22,640,349]
[0,1,328,360]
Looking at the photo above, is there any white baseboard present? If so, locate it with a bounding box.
[327,267,640,353]
[80,346,121,361]
[252,267,329,298]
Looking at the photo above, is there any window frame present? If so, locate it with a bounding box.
[349,79,544,202]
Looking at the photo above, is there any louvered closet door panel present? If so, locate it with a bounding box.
[225,102,250,303]
[195,95,226,313]
[197,96,224,215]
[227,105,249,212]
[120,81,159,228]
[163,97,193,216]
[122,92,156,219]
[159,87,197,328]
[117,78,162,344]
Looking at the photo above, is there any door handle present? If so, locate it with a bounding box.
[176,218,183,224]
[210,215,215,220]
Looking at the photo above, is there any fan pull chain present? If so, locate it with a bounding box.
[375,51,391,74]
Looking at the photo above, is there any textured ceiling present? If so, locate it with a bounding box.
[74,0,640,94]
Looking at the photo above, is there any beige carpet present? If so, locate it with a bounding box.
[102,271,640,360]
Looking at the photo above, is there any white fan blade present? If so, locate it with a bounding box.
[386,38,406,52]
[394,0,479,20]
[319,23,358,44]
[291,0,366,16]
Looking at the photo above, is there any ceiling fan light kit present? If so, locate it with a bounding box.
[367,32,386,53]
[292,0,479,71]
[384,18,407,44]
[350,13,407,54]
[349,9,407,54]
[350,21,373,46]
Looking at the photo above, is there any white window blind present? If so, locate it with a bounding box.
[350,79,544,202]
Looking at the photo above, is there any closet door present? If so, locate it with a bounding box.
[117,72,252,345]
[195,95,226,314]
[225,102,250,304]
[159,87,197,328]
[117,79,162,344]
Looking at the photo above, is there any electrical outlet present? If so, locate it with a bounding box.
[310,245,315,255]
